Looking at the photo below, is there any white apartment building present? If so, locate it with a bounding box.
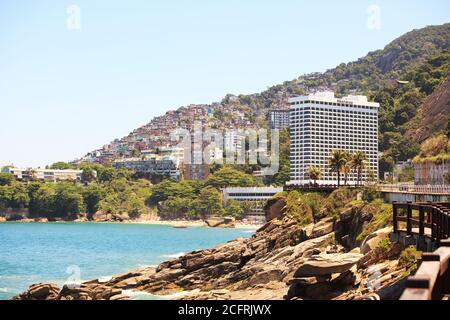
[268,110,290,130]
[3,167,85,182]
[287,91,379,186]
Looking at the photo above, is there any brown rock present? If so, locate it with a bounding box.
[309,217,336,239]
[294,253,363,277]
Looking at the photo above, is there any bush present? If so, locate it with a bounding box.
[225,199,245,219]
[399,246,422,275]
[356,200,392,242]
[378,238,393,252]
[323,188,356,216]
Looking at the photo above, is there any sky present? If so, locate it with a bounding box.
[0,0,449,168]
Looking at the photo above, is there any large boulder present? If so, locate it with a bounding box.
[204,217,235,228]
[264,197,286,222]
[309,217,336,239]
[294,252,363,277]
[360,227,392,255]
[13,283,60,300]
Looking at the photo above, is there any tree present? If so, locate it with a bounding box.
[341,151,352,186]
[0,172,15,186]
[8,183,30,209]
[97,167,116,183]
[49,162,73,170]
[205,167,257,188]
[307,166,322,185]
[225,199,244,219]
[194,186,224,218]
[159,197,193,219]
[82,183,104,216]
[148,180,197,205]
[328,150,348,187]
[53,183,85,218]
[0,185,12,210]
[81,168,96,184]
[28,183,55,217]
[351,151,368,186]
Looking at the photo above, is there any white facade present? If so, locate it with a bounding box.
[222,186,284,203]
[3,167,84,182]
[287,91,379,186]
[268,110,290,130]
[222,187,284,224]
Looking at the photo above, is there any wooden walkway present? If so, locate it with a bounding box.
[392,202,450,300]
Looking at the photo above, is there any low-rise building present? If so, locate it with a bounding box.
[113,158,180,180]
[183,164,210,181]
[222,186,284,224]
[413,160,449,185]
[2,167,85,182]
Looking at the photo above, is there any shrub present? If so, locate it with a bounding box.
[399,246,422,276]
[378,238,393,252]
[356,200,393,242]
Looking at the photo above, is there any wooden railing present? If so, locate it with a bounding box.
[392,202,450,246]
[400,240,450,300]
[393,202,450,300]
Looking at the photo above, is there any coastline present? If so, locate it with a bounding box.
[0,217,263,229]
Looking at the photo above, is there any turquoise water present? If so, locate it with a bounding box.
[0,222,254,300]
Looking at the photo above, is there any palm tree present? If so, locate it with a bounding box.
[341,151,352,186]
[307,166,322,185]
[328,150,347,187]
[351,151,368,186]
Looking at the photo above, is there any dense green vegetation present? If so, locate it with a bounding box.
[150,166,259,220]
[413,133,449,164]
[0,164,261,221]
[0,164,150,220]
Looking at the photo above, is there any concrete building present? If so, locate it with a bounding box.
[413,160,449,185]
[113,158,180,180]
[2,167,85,182]
[287,91,379,186]
[183,163,210,181]
[222,186,283,224]
[268,110,290,130]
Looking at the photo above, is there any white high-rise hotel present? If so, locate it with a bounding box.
[287,91,379,186]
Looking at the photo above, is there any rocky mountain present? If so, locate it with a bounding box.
[79,23,450,171]
[406,76,450,143]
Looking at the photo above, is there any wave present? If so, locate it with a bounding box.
[0,288,8,293]
[123,289,200,300]
[160,252,186,259]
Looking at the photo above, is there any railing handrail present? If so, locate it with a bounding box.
[379,184,450,195]
[394,202,450,300]
[400,241,450,300]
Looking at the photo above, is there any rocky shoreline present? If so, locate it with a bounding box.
[13,202,411,301]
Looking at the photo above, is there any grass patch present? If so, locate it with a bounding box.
[399,246,422,276]
[356,199,392,242]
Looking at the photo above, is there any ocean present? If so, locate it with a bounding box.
[0,222,255,300]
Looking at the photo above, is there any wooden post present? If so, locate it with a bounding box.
[407,202,412,236]
[393,202,398,233]
[445,211,450,239]
[431,207,436,242]
[435,207,441,246]
[419,206,425,237]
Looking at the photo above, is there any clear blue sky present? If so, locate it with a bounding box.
[1,0,449,168]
